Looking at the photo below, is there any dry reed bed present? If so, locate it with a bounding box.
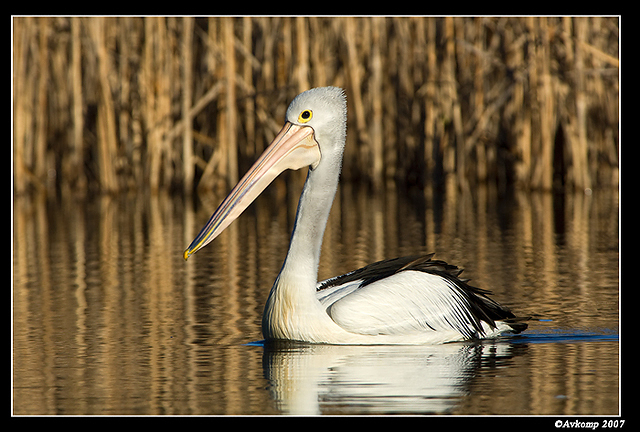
[12,16,619,195]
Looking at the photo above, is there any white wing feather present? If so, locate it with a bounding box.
[319,270,484,338]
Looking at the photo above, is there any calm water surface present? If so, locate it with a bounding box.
[13,182,619,415]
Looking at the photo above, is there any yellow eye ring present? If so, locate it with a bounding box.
[298,109,313,123]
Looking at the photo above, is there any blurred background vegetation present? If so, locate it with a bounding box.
[12,16,619,196]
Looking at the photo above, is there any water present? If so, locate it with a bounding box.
[12,182,619,415]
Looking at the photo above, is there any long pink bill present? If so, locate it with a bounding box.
[184,122,321,260]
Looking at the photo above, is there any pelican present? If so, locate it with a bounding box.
[184,87,528,344]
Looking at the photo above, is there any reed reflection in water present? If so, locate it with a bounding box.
[13,184,619,415]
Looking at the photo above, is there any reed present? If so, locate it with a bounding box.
[12,16,619,195]
[182,17,194,195]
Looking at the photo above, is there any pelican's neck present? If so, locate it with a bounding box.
[262,157,342,340]
[278,160,340,289]
[262,159,341,341]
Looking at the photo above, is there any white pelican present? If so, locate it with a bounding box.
[184,87,528,344]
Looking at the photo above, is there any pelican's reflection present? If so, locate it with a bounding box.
[262,340,523,415]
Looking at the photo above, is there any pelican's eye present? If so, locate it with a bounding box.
[298,109,313,123]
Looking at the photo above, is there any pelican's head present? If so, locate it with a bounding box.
[285,86,347,156]
[184,87,347,260]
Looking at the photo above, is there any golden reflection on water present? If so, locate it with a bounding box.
[13,183,618,415]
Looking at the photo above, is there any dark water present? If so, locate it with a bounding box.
[13,182,619,415]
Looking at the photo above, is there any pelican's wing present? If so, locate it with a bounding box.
[321,271,486,338]
[316,255,527,339]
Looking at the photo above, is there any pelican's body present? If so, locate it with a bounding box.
[185,87,528,344]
